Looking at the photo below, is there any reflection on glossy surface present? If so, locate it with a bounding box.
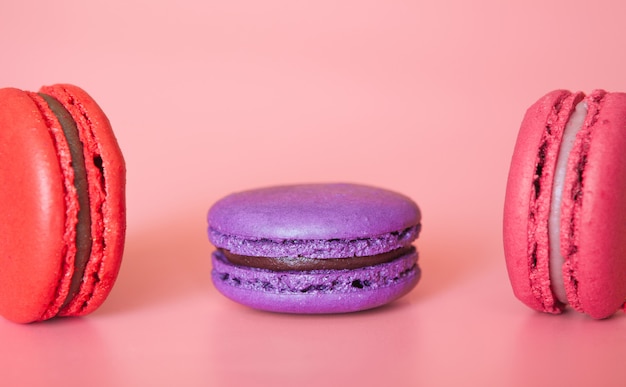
[0,319,115,386]
[209,301,420,386]
[513,311,626,386]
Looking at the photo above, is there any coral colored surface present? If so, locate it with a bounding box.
[1,1,626,386]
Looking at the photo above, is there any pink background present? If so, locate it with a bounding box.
[2,1,626,385]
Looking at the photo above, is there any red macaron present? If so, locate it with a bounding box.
[0,84,126,323]
[504,89,626,319]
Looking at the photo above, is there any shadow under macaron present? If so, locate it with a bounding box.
[407,229,496,302]
[94,212,213,316]
[207,294,422,386]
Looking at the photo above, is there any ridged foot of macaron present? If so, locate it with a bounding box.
[207,183,422,314]
[504,89,626,319]
[211,248,420,313]
[0,84,126,323]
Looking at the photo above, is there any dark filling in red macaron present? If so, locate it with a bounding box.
[220,246,415,271]
[39,93,92,308]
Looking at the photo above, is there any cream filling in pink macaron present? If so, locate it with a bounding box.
[548,100,587,304]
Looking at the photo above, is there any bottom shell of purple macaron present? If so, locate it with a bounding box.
[211,249,420,313]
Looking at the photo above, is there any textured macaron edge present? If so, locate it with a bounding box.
[211,249,420,313]
[560,91,626,319]
[40,84,126,317]
[24,92,84,321]
[503,89,582,314]
[208,224,420,259]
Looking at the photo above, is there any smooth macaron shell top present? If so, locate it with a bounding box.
[0,85,125,323]
[41,84,126,318]
[0,88,69,323]
[504,89,626,319]
[208,183,421,258]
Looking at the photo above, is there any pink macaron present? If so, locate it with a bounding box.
[503,89,626,319]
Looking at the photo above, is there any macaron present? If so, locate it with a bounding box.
[207,183,421,314]
[503,89,626,319]
[0,84,126,323]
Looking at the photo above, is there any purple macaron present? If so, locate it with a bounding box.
[207,183,422,313]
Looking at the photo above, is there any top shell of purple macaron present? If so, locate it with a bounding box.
[207,183,421,258]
